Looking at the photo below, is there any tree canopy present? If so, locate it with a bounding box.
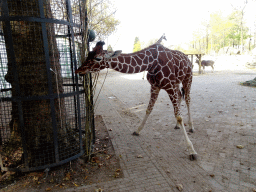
[107,44,113,52]
[133,37,142,52]
[87,0,120,40]
[191,1,254,54]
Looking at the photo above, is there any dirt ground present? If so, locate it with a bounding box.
[0,115,123,191]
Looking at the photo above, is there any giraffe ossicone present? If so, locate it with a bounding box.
[75,39,197,160]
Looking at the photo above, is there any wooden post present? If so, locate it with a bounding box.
[195,54,202,74]
[191,55,193,68]
[198,54,202,74]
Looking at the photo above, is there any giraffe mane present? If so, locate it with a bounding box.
[119,44,168,56]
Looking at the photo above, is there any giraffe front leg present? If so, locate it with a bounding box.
[132,110,150,136]
[132,86,160,136]
[176,116,197,160]
[168,85,182,130]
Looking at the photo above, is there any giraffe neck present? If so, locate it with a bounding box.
[156,36,164,44]
[106,45,158,74]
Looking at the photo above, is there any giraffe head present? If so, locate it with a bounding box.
[75,41,122,74]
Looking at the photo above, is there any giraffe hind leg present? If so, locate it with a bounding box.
[176,115,197,160]
[175,86,185,129]
[183,78,194,133]
[167,87,197,160]
[133,86,160,136]
[169,84,183,130]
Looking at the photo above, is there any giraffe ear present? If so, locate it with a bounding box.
[112,50,122,58]
[105,50,122,59]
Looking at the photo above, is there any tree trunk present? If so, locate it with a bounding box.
[3,0,66,162]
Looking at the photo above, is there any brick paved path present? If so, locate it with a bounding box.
[68,68,256,192]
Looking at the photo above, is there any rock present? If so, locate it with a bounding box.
[176,184,183,191]
[236,145,244,149]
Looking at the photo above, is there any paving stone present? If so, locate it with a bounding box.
[240,181,256,188]
[228,182,240,190]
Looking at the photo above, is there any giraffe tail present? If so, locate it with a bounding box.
[181,87,185,100]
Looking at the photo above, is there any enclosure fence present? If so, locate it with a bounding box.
[0,0,95,172]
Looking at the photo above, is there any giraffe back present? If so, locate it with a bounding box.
[145,44,192,89]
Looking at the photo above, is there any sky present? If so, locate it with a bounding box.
[104,0,256,53]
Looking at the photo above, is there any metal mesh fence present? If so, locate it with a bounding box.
[0,0,94,172]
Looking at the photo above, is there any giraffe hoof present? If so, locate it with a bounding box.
[189,129,194,133]
[189,154,198,161]
[174,126,180,130]
[132,132,140,136]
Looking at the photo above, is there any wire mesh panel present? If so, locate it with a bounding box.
[0,0,94,172]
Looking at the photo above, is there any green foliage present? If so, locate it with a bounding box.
[107,44,113,52]
[87,0,120,40]
[227,10,251,46]
[133,37,142,52]
[191,5,252,54]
